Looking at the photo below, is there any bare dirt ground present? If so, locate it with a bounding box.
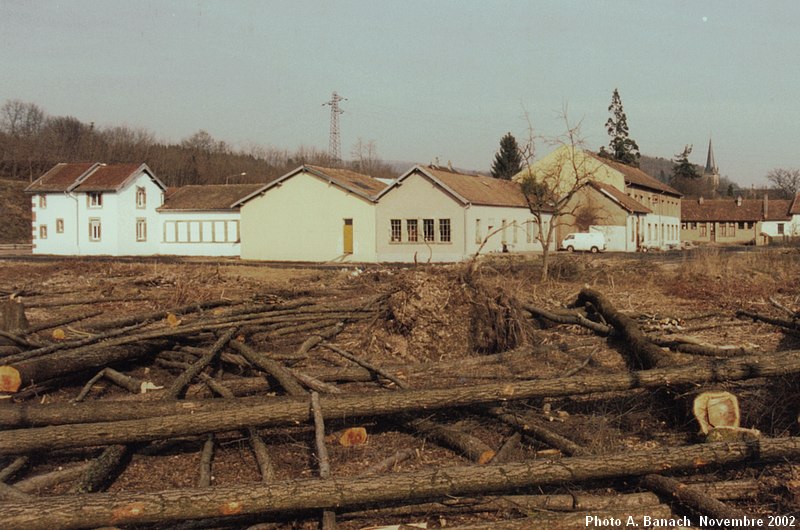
[2,247,800,529]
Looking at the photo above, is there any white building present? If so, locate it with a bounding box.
[375,165,552,262]
[157,184,262,256]
[26,163,166,255]
[236,165,387,262]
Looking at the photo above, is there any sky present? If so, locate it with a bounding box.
[2,1,799,186]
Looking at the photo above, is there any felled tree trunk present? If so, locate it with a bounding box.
[2,437,799,530]
[5,349,800,453]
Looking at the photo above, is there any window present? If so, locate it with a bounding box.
[778,223,785,235]
[738,221,745,230]
[681,222,687,230]
[700,224,707,237]
[406,220,418,242]
[475,219,482,244]
[501,219,507,244]
[38,195,47,208]
[423,219,435,242]
[439,219,451,243]
[136,218,147,242]
[745,222,752,230]
[390,219,402,242]
[690,222,697,230]
[720,223,727,237]
[729,223,735,237]
[56,219,64,233]
[136,187,146,208]
[89,218,101,241]
[39,225,47,239]
[88,192,103,208]
[513,221,518,244]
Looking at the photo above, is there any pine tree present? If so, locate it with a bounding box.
[490,132,523,180]
[672,145,701,180]
[598,88,640,167]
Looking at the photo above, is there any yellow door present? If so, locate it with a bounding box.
[343,219,353,254]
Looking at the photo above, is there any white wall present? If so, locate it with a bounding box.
[642,214,681,249]
[31,193,79,255]
[114,176,163,255]
[466,205,552,256]
[588,224,627,251]
[241,173,378,262]
[158,211,242,256]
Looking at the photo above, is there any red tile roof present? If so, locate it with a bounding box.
[25,163,97,193]
[421,165,530,208]
[590,181,651,214]
[73,164,146,192]
[159,184,264,211]
[789,193,800,215]
[682,198,792,222]
[587,153,682,197]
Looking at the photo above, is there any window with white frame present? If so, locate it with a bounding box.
[38,195,47,208]
[88,192,103,208]
[39,225,47,239]
[136,218,147,242]
[56,219,64,233]
[406,219,418,242]
[423,219,435,242]
[501,219,508,244]
[439,219,451,243]
[475,219,482,244]
[89,218,101,241]
[390,219,402,242]
[136,187,146,208]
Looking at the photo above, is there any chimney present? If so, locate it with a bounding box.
[763,194,768,218]
[447,160,453,171]
[736,196,742,207]
[698,196,704,204]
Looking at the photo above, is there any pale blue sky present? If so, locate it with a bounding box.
[2,0,798,185]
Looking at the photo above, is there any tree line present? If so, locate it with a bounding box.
[0,99,396,186]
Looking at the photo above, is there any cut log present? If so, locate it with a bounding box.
[1,437,798,530]
[6,349,800,451]
[640,474,749,522]
[13,462,92,494]
[523,304,612,335]
[363,448,416,474]
[0,299,29,334]
[489,432,522,464]
[693,391,741,434]
[24,310,104,334]
[0,456,28,483]
[311,392,337,530]
[73,444,128,493]
[575,288,673,369]
[167,328,238,399]
[198,434,215,488]
[74,367,153,402]
[737,309,800,331]
[405,417,495,464]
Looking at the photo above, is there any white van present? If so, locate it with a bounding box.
[560,232,606,253]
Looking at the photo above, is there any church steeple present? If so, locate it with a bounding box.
[705,138,718,175]
[704,137,720,195]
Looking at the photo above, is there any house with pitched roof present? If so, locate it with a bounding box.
[517,147,682,251]
[235,165,388,262]
[25,163,166,255]
[375,165,552,262]
[157,184,263,256]
[682,195,799,245]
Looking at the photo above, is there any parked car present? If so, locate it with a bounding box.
[560,232,606,253]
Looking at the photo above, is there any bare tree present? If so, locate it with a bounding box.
[1,100,46,179]
[517,113,598,281]
[766,168,800,199]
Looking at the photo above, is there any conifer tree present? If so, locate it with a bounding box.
[672,145,701,180]
[598,88,640,167]
[490,132,523,180]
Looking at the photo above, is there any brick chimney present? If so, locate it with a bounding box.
[763,194,769,218]
[736,196,742,206]
[698,196,704,204]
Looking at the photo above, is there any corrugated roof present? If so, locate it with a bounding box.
[423,165,530,208]
[588,153,682,196]
[590,181,651,214]
[682,198,792,222]
[304,165,388,197]
[73,164,145,192]
[25,163,97,193]
[159,184,264,211]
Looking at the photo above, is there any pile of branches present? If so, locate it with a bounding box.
[1,280,800,529]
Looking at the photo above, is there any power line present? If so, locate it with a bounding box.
[322,91,346,161]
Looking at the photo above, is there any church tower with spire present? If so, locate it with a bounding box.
[703,138,720,195]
